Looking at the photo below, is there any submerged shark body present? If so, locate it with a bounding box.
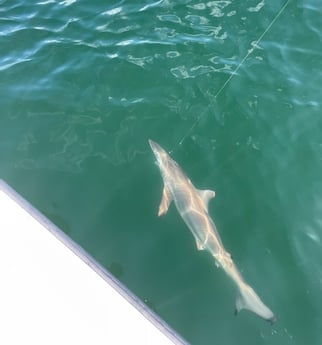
[149,139,275,323]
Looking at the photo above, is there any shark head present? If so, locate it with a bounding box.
[149,139,171,168]
[149,139,181,182]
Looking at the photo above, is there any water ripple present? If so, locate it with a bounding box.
[248,0,265,13]
[59,0,77,6]
[103,6,123,16]
[171,64,230,79]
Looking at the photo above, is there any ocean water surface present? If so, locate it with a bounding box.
[1,0,322,344]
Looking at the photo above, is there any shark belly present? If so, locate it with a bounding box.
[176,204,223,255]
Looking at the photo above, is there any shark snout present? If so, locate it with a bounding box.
[148,139,160,152]
[148,139,166,159]
[149,139,171,170]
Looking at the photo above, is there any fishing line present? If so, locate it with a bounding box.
[170,0,291,153]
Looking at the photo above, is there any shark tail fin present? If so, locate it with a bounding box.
[234,284,276,324]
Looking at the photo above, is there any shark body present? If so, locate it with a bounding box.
[149,139,275,323]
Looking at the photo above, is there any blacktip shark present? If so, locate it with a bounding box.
[149,139,276,323]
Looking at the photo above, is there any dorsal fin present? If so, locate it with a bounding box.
[198,189,216,210]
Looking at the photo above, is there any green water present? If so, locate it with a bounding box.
[1,0,322,343]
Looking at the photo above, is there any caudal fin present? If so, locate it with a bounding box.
[235,283,276,324]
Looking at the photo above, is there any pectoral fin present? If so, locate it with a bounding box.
[196,238,205,251]
[158,186,172,216]
[198,189,216,210]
